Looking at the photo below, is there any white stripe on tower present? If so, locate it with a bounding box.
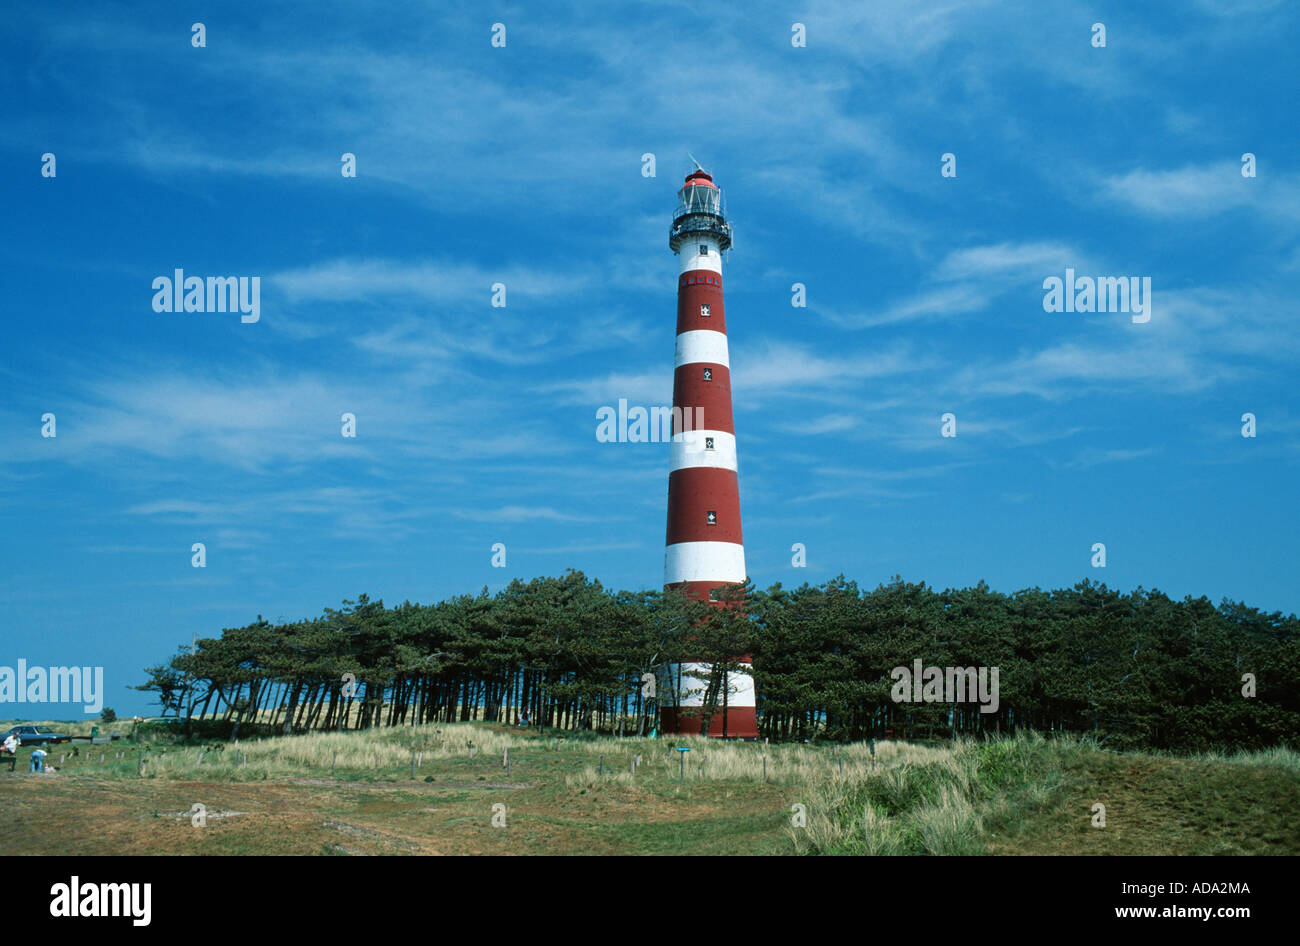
[674,330,730,369]
[663,542,747,585]
[678,243,722,275]
[669,430,737,473]
[669,663,757,708]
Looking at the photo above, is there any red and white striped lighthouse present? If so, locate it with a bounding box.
[660,164,758,739]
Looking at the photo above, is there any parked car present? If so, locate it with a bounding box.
[5,725,72,746]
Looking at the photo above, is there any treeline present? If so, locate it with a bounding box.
[137,571,1300,751]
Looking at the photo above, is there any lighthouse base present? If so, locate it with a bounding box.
[660,705,758,739]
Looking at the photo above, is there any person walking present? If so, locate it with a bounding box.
[2,731,19,772]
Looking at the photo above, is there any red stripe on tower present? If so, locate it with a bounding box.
[661,165,757,739]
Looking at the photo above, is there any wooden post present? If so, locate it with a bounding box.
[503,748,508,768]
[410,749,416,780]
[763,757,767,781]
[630,758,635,775]
[331,751,337,778]
[599,755,604,776]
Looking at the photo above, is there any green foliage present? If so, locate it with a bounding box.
[136,571,1300,752]
[795,735,1073,855]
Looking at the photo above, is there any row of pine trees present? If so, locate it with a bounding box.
[137,571,1300,750]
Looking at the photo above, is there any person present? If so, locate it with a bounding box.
[518,711,529,726]
[2,731,19,772]
[30,747,48,773]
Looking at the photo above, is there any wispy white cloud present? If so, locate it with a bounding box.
[966,341,1214,399]
[450,505,597,524]
[1055,446,1163,470]
[535,371,671,409]
[271,258,582,306]
[787,413,860,435]
[736,341,934,402]
[1102,163,1258,217]
[125,499,227,518]
[934,242,1078,281]
[817,241,1084,329]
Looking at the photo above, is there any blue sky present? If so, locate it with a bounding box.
[2,1,1297,718]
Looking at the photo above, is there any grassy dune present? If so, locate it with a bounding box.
[1,723,1295,855]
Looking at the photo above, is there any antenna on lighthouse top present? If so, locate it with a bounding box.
[687,153,706,173]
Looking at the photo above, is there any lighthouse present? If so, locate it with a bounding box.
[660,164,758,739]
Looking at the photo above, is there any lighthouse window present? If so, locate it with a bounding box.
[700,304,710,317]
[702,367,713,381]
[705,437,715,450]
[699,244,708,256]
[706,510,717,525]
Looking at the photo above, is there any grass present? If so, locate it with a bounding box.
[791,734,1051,855]
[790,732,1300,856]
[1,723,1296,855]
